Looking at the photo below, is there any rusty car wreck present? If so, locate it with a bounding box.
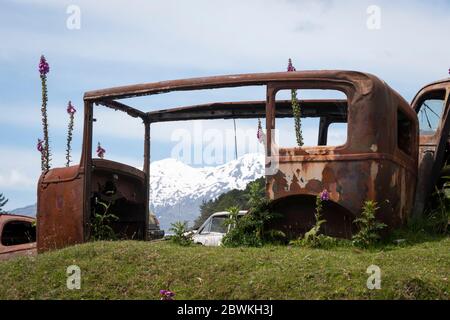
[0,213,36,260]
[36,70,450,251]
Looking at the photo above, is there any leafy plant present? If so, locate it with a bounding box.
[222,180,285,247]
[0,193,8,213]
[223,206,241,227]
[419,169,450,234]
[291,88,304,147]
[407,165,449,235]
[91,199,119,241]
[425,186,449,234]
[290,190,337,248]
[408,164,450,235]
[169,221,193,246]
[352,201,387,248]
[287,58,304,147]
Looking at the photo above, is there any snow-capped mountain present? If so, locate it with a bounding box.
[10,153,265,231]
[151,153,265,230]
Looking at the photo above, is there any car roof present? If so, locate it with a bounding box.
[210,211,248,217]
[0,213,35,221]
[84,71,379,101]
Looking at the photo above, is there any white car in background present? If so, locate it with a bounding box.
[191,211,247,247]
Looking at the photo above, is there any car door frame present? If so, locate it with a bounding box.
[412,81,450,216]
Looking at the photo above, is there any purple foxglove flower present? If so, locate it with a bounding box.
[39,55,50,76]
[257,128,263,142]
[37,139,44,152]
[320,189,330,201]
[96,142,106,159]
[67,101,76,115]
[160,289,175,300]
[166,291,175,297]
[287,58,296,72]
[257,119,263,142]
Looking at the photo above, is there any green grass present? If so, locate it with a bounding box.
[0,235,449,300]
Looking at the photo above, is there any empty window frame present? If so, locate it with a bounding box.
[274,89,348,148]
[416,90,446,136]
[1,221,36,246]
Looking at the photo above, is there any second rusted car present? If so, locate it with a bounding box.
[0,214,36,261]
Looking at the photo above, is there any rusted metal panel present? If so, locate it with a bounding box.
[84,71,375,101]
[412,79,450,216]
[265,75,418,238]
[0,214,36,261]
[37,159,149,252]
[147,100,347,123]
[37,165,85,252]
[97,100,147,120]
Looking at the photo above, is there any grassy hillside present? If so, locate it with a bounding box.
[0,235,448,300]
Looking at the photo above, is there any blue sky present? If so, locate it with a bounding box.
[0,0,449,210]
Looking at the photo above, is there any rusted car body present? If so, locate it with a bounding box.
[265,74,419,238]
[37,70,446,251]
[0,214,36,261]
[412,79,450,217]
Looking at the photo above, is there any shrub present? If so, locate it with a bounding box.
[0,193,8,214]
[423,185,449,234]
[91,199,119,241]
[222,180,285,247]
[408,166,449,235]
[352,201,387,248]
[290,190,337,248]
[169,221,193,247]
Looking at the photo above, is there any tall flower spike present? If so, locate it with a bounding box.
[257,118,263,143]
[39,55,50,76]
[287,58,296,72]
[67,101,76,115]
[39,55,51,171]
[37,139,44,152]
[286,58,303,146]
[320,189,330,201]
[37,138,46,172]
[66,101,76,167]
[97,142,106,159]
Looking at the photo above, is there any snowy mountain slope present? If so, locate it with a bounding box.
[150,153,265,230]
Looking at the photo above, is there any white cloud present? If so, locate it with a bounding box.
[0,148,40,191]
[0,169,35,189]
[0,146,83,190]
[2,0,449,83]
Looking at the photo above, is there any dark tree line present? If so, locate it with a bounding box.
[0,193,8,213]
[193,177,265,229]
